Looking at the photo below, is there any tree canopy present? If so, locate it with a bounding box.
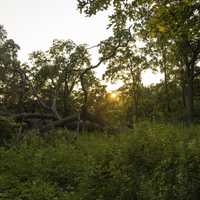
[0,0,200,139]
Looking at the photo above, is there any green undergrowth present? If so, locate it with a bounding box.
[0,122,200,200]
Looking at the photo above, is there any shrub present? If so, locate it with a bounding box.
[0,123,199,199]
[0,116,18,145]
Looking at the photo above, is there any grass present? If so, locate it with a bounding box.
[0,122,200,199]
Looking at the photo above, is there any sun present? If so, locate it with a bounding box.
[109,92,118,100]
[110,92,117,99]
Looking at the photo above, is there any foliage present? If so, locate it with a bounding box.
[77,0,200,123]
[0,123,200,199]
[0,116,18,145]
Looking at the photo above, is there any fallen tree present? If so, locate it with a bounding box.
[14,113,57,120]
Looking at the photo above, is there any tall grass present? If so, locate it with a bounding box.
[0,122,200,199]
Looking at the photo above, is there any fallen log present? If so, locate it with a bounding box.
[14,113,57,120]
[40,114,78,132]
[64,120,104,131]
[1,112,119,134]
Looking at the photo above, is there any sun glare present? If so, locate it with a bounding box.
[110,92,118,99]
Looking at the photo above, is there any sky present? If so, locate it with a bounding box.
[0,0,163,90]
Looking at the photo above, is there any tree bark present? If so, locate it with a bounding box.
[40,114,78,132]
[14,113,57,120]
[126,105,134,129]
[162,50,171,114]
[185,65,194,124]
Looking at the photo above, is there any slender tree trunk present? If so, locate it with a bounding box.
[163,61,171,114]
[134,92,139,122]
[161,47,171,115]
[185,66,194,124]
[185,81,193,123]
[63,81,70,116]
[181,78,186,108]
[126,105,134,129]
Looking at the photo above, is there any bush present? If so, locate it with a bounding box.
[0,123,199,199]
[0,116,18,145]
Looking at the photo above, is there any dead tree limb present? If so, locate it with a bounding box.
[40,114,78,132]
[14,113,57,120]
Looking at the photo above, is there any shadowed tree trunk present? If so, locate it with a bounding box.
[185,66,194,124]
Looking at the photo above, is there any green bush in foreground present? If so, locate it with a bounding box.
[0,123,200,200]
[0,116,18,145]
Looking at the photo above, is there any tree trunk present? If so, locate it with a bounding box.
[181,79,186,108]
[162,54,171,114]
[126,105,134,129]
[40,114,78,132]
[134,92,139,123]
[185,66,194,124]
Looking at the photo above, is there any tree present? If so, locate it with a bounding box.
[77,0,200,123]
[103,43,147,127]
[0,25,26,113]
[144,0,200,123]
[29,39,91,119]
